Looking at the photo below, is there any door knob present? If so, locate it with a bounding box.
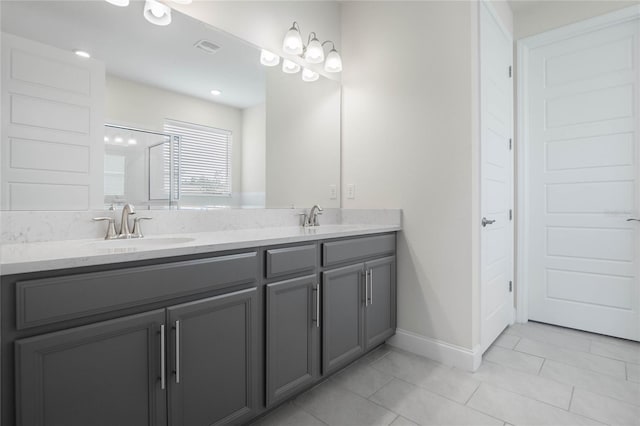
[482,217,496,227]
[627,218,640,222]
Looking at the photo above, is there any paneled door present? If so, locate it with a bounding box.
[523,12,640,340]
[480,2,515,352]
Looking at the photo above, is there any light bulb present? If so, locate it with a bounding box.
[128,138,137,145]
[104,136,109,142]
[210,89,222,96]
[260,49,280,67]
[304,36,324,64]
[74,50,91,59]
[302,68,319,82]
[143,0,171,26]
[282,59,301,74]
[282,24,303,55]
[324,49,342,73]
[105,0,129,6]
[114,136,123,143]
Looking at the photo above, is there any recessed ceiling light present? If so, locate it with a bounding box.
[74,50,91,59]
[128,138,137,145]
[210,89,222,96]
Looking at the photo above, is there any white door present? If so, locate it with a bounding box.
[524,14,640,340]
[480,2,515,353]
[1,33,105,210]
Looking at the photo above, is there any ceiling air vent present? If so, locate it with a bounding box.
[194,39,221,54]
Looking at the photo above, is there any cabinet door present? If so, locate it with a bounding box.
[365,257,396,349]
[266,275,318,406]
[167,288,258,426]
[322,264,365,375]
[15,310,166,426]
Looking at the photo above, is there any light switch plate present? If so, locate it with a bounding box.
[346,184,355,199]
[329,184,337,200]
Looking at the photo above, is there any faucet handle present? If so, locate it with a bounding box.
[93,217,117,240]
[132,217,152,238]
[298,213,309,227]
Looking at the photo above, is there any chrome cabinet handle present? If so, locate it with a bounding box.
[370,269,374,306]
[175,320,181,384]
[160,324,166,390]
[627,218,640,222]
[316,284,321,328]
[482,217,496,227]
[364,270,369,306]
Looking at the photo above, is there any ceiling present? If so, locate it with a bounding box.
[0,0,265,109]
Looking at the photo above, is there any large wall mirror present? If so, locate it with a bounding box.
[0,1,341,210]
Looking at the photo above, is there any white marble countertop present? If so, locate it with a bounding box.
[0,224,401,275]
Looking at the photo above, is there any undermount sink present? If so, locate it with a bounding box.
[85,237,196,250]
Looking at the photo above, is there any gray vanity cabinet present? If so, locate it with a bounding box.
[364,257,396,349]
[265,274,319,406]
[15,309,167,426]
[321,263,366,375]
[167,288,258,426]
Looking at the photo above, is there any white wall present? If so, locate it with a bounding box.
[341,1,479,350]
[172,1,341,80]
[105,74,244,205]
[265,67,341,209]
[242,103,266,207]
[513,0,637,39]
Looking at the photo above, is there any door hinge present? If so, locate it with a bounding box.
[509,281,513,292]
[509,138,512,150]
[508,65,512,78]
[509,209,513,221]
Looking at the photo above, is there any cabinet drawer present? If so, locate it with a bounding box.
[16,251,258,330]
[322,234,395,267]
[265,244,317,279]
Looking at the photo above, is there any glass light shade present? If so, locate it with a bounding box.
[324,49,342,73]
[260,49,280,67]
[143,0,172,26]
[105,0,130,6]
[282,27,303,55]
[304,37,324,64]
[302,68,319,82]
[282,59,301,74]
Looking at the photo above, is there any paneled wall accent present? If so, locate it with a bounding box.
[1,33,105,210]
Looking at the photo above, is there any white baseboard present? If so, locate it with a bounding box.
[387,328,482,372]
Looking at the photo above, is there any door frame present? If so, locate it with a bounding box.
[515,5,640,323]
[479,0,515,353]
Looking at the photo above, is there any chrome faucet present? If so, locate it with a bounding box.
[93,203,152,239]
[301,204,323,227]
[119,203,136,238]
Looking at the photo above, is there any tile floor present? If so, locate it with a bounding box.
[251,322,640,426]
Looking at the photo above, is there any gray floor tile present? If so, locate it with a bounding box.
[516,337,627,378]
[493,333,520,350]
[483,345,544,375]
[467,383,602,425]
[370,379,502,426]
[590,339,640,365]
[357,344,394,366]
[628,363,640,383]
[371,350,480,403]
[331,361,394,398]
[506,323,591,352]
[540,359,640,406]
[471,361,573,409]
[389,415,419,426]
[250,401,327,426]
[295,380,397,426]
[570,388,640,426]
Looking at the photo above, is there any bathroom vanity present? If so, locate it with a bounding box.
[0,227,398,426]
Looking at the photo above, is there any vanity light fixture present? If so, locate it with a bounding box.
[282,59,301,74]
[74,49,91,59]
[105,0,130,6]
[114,136,123,144]
[323,42,343,73]
[128,138,137,145]
[144,0,172,26]
[260,49,280,67]
[302,68,319,82]
[210,89,222,96]
[283,22,303,55]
